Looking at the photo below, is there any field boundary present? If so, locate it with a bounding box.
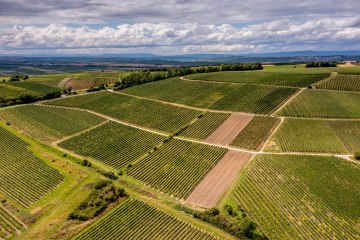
[271,88,304,116]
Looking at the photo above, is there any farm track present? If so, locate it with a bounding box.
[271,88,304,116]
[205,114,253,145]
[40,102,356,164]
[186,151,253,208]
[51,120,110,146]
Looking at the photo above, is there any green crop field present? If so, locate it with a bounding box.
[0,105,105,142]
[187,71,328,87]
[0,205,25,238]
[123,77,242,108]
[230,116,280,150]
[210,84,297,114]
[76,198,217,240]
[0,126,63,207]
[6,81,61,95]
[128,138,227,198]
[268,118,360,153]
[230,154,360,240]
[28,73,71,86]
[278,89,360,118]
[59,122,165,170]
[45,91,203,133]
[179,112,230,140]
[316,74,360,92]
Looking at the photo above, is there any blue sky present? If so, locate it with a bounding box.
[0,0,360,55]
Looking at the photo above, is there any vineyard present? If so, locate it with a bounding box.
[179,112,230,140]
[209,84,298,114]
[268,118,360,153]
[59,122,165,170]
[123,77,242,108]
[230,116,280,150]
[45,91,203,133]
[128,138,227,198]
[0,126,63,207]
[7,81,61,95]
[278,89,360,118]
[0,205,25,239]
[63,77,119,90]
[316,74,360,92]
[76,198,217,240]
[187,71,328,87]
[0,105,105,142]
[230,154,360,239]
[28,73,71,86]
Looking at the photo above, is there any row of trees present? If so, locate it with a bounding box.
[114,63,263,89]
[0,91,61,107]
[305,61,337,68]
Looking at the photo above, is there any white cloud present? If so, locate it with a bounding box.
[1,17,360,54]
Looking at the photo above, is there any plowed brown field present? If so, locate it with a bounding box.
[205,114,253,145]
[186,150,253,208]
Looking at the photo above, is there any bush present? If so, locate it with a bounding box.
[354,152,360,160]
[69,181,126,221]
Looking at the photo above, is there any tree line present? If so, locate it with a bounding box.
[114,63,263,90]
[305,61,337,68]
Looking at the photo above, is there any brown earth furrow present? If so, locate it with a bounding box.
[205,114,253,145]
[186,150,253,208]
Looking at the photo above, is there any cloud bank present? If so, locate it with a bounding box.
[1,18,360,54]
[0,0,359,54]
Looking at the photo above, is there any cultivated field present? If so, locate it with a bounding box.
[278,89,360,118]
[59,121,165,170]
[187,71,328,87]
[205,114,253,145]
[0,126,63,207]
[269,118,360,153]
[0,205,25,239]
[128,138,227,198]
[186,150,252,208]
[230,154,360,239]
[123,77,242,108]
[0,105,105,142]
[76,198,217,240]
[179,112,230,140]
[315,74,360,92]
[45,91,203,133]
[209,84,298,114]
[230,116,280,150]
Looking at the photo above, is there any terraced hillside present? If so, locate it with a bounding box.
[0,126,63,207]
[45,91,203,133]
[230,154,360,240]
[76,198,217,240]
[0,104,105,142]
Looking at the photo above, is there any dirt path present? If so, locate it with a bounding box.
[51,120,110,146]
[271,88,304,116]
[186,151,253,208]
[205,114,253,145]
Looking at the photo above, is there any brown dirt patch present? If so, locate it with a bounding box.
[205,114,253,145]
[186,150,253,208]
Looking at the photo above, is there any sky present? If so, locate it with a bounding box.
[1,0,360,55]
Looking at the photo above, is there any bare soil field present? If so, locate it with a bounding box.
[186,150,253,208]
[205,114,253,145]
